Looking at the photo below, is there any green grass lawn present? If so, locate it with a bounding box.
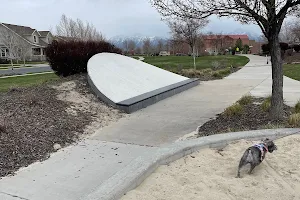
[284,64,300,81]
[143,55,250,70]
[0,73,59,92]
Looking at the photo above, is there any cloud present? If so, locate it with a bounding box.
[0,0,261,38]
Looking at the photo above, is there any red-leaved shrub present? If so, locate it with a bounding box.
[45,40,122,76]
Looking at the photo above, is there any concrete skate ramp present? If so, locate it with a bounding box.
[87,53,199,113]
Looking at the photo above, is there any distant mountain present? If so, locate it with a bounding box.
[109,29,262,50]
[109,35,169,49]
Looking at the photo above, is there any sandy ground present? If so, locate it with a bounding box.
[52,80,125,136]
[122,135,300,200]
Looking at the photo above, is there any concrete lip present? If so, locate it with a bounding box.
[83,128,300,200]
[87,53,199,113]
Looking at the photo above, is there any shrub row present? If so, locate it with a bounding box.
[45,40,122,76]
[261,43,300,54]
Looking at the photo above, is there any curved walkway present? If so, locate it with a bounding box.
[0,55,299,200]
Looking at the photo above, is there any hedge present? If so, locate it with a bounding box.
[294,44,300,53]
[45,40,122,76]
[261,42,290,55]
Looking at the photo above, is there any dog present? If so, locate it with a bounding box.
[236,138,277,178]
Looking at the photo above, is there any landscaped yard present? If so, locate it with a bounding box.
[284,64,300,81]
[0,73,59,92]
[143,55,249,70]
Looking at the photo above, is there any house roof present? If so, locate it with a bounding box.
[203,34,249,40]
[2,23,35,35]
[39,31,50,37]
[0,22,51,47]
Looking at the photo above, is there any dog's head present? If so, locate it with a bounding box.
[263,138,277,153]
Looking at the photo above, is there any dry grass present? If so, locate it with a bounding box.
[295,100,300,113]
[238,95,253,106]
[261,96,272,112]
[288,113,300,126]
[261,123,285,129]
[224,103,243,117]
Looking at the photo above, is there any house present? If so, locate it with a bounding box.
[0,23,53,61]
[202,34,250,55]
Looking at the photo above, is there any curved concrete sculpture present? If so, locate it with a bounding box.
[87,53,199,113]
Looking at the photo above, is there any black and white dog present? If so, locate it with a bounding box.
[236,138,277,178]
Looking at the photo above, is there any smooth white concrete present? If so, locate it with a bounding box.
[87,53,188,103]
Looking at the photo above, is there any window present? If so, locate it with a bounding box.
[33,35,37,43]
[1,49,6,57]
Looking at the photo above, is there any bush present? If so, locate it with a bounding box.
[261,96,271,112]
[238,95,253,106]
[280,42,289,51]
[0,58,9,64]
[224,103,243,117]
[294,45,300,53]
[212,72,223,78]
[243,45,250,54]
[286,49,293,57]
[295,100,300,113]
[45,40,122,76]
[288,113,300,126]
[261,43,270,54]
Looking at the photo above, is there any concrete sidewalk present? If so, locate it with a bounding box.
[0,65,52,75]
[0,55,299,200]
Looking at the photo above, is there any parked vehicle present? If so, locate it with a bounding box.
[159,51,170,56]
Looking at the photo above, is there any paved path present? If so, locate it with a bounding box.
[0,64,52,75]
[0,55,299,200]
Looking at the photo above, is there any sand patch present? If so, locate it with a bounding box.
[52,80,125,135]
[122,135,300,200]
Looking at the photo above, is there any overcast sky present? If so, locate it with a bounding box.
[0,0,262,38]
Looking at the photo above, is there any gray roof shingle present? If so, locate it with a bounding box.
[39,31,50,37]
[2,23,35,36]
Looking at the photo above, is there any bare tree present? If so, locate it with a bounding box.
[123,40,130,54]
[143,38,152,55]
[168,18,208,69]
[290,18,300,42]
[169,39,186,54]
[17,39,32,66]
[136,47,142,55]
[280,20,294,43]
[128,40,137,53]
[156,39,164,52]
[56,14,104,41]
[151,0,300,119]
[0,28,19,68]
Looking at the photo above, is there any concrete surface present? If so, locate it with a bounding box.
[0,140,157,200]
[87,53,188,103]
[1,55,300,200]
[232,54,300,106]
[84,129,300,200]
[0,65,52,75]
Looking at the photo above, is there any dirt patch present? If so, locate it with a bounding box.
[197,98,293,137]
[0,74,124,177]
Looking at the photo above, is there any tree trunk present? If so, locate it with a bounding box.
[193,45,196,70]
[10,59,14,70]
[269,34,284,120]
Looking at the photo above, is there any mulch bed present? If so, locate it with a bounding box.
[0,74,116,177]
[198,98,293,137]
